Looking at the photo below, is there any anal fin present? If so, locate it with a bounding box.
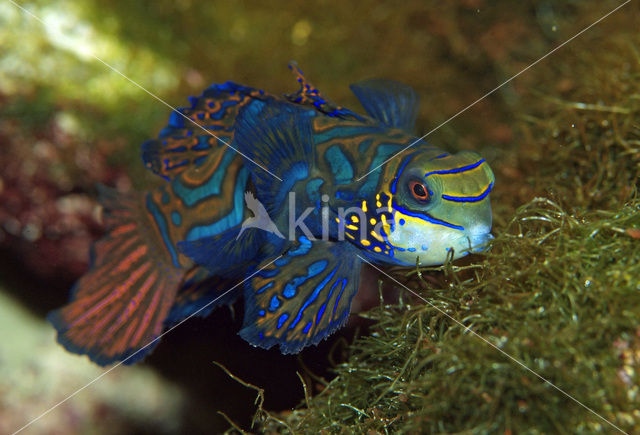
[177,224,267,278]
[166,266,240,326]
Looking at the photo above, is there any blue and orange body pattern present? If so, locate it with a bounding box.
[48,63,495,365]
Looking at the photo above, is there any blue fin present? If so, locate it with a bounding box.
[177,223,265,278]
[233,101,316,213]
[350,79,419,133]
[239,237,362,353]
[165,267,239,326]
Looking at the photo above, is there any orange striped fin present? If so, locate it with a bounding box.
[47,188,185,366]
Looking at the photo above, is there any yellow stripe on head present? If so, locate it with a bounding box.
[380,214,391,236]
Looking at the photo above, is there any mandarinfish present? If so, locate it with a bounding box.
[48,63,494,365]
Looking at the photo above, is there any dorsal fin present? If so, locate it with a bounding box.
[285,61,365,122]
[350,79,419,133]
[141,82,269,180]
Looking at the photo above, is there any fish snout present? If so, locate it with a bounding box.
[465,232,494,253]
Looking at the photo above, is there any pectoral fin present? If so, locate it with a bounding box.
[240,237,362,353]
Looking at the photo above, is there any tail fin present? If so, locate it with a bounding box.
[47,187,185,366]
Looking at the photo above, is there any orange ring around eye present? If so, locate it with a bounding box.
[409,181,430,201]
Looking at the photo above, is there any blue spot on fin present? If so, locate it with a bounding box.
[239,239,362,354]
[350,79,419,133]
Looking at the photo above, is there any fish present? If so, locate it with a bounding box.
[48,62,495,365]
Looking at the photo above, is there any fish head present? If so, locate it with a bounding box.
[372,148,495,266]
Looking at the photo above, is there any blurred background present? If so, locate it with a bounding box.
[0,0,637,433]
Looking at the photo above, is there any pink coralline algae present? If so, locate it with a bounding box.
[0,107,130,280]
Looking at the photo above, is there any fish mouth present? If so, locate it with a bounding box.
[463,233,494,254]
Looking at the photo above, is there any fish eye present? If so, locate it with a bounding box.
[409,181,430,201]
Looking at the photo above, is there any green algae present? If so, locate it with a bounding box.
[251,199,639,433]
